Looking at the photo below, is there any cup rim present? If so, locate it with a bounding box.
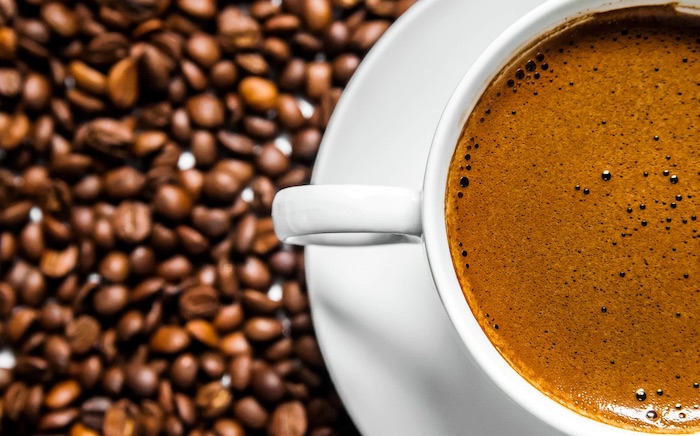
[421,0,700,434]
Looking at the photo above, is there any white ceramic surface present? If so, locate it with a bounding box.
[305,0,564,434]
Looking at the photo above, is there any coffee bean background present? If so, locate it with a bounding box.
[0,0,415,434]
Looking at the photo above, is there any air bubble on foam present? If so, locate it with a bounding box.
[267,282,283,302]
[29,206,43,222]
[241,186,254,202]
[177,151,196,170]
[274,135,292,156]
[87,273,102,283]
[0,349,16,369]
[64,76,75,89]
[296,96,315,119]
[270,0,282,6]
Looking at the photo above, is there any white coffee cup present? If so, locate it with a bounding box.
[272,0,700,434]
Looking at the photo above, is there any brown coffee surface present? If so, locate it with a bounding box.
[446,6,700,433]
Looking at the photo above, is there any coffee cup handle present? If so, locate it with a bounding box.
[272,185,423,245]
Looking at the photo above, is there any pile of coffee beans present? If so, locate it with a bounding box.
[0,0,414,434]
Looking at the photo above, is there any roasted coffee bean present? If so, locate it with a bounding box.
[153,184,193,221]
[191,206,229,238]
[103,404,136,436]
[150,325,191,354]
[5,381,28,420]
[112,201,152,243]
[265,337,294,361]
[283,281,309,313]
[179,285,219,319]
[185,319,219,347]
[6,307,37,344]
[210,60,237,90]
[217,131,255,155]
[43,335,71,372]
[77,356,103,390]
[220,331,252,357]
[305,61,332,100]
[279,58,306,91]
[0,26,16,60]
[133,130,168,157]
[256,142,290,177]
[45,379,81,409]
[66,315,100,354]
[41,2,79,38]
[186,93,224,128]
[40,244,78,278]
[126,363,159,397]
[324,21,350,53]
[243,289,282,314]
[269,249,299,276]
[229,354,252,391]
[81,396,112,430]
[102,366,125,396]
[266,14,301,34]
[352,20,391,51]
[244,115,278,139]
[292,127,322,160]
[0,281,15,315]
[173,391,195,426]
[238,256,272,290]
[104,167,145,199]
[251,361,286,402]
[214,419,246,436]
[93,285,128,316]
[190,130,217,167]
[263,37,291,64]
[107,57,139,109]
[70,422,100,436]
[150,223,179,252]
[99,252,131,283]
[129,246,157,276]
[218,7,261,51]
[244,317,283,342]
[213,303,244,333]
[304,0,333,33]
[170,353,198,389]
[277,94,306,130]
[199,351,226,379]
[195,381,232,418]
[186,32,221,68]
[239,76,278,112]
[27,385,47,420]
[234,396,269,430]
[269,401,308,435]
[20,221,44,261]
[178,0,217,19]
[0,67,20,98]
[116,310,144,342]
[175,225,208,254]
[38,407,79,431]
[332,53,360,84]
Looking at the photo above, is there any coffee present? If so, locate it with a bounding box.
[446,5,700,433]
[0,0,413,432]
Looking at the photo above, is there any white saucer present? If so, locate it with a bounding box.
[305,0,566,435]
